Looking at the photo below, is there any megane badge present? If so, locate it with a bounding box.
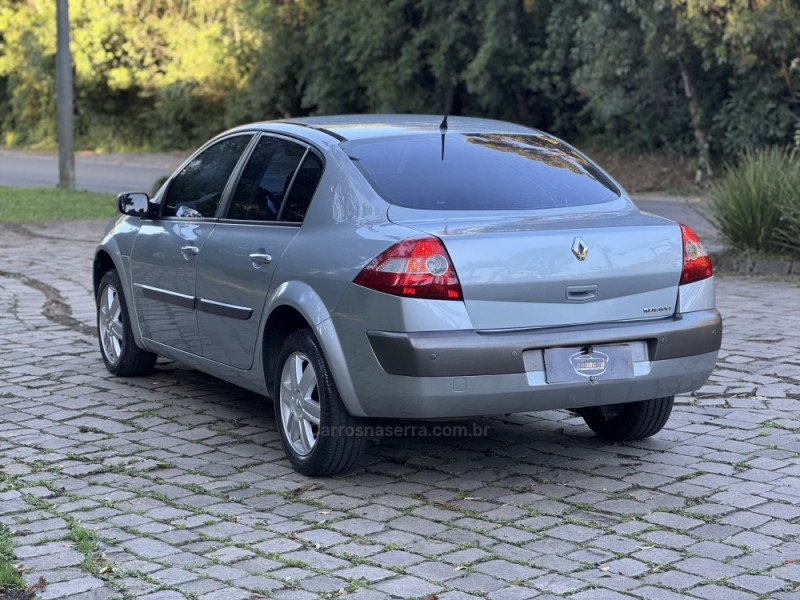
[572,237,589,261]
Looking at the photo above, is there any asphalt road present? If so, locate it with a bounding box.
[0,148,183,194]
[0,148,720,250]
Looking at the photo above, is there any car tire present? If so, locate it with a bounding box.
[274,329,366,476]
[580,396,674,442]
[97,270,157,376]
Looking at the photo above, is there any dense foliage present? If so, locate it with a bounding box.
[708,147,800,254]
[1,0,799,170]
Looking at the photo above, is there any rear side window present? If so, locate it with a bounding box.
[163,135,252,218]
[227,136,307,221]
[280,151,323,223]
[343,133,619,210]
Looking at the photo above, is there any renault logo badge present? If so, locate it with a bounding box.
[572,237,589,261]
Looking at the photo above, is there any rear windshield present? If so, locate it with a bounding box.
[343,132,619,210]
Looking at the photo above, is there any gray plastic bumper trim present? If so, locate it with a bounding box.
[368,309,722,377]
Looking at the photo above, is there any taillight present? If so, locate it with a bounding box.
[679,224,713,285]
[354,236,463,300]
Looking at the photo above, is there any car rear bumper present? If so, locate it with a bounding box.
[368,309,721,377]
[349,309,721,418]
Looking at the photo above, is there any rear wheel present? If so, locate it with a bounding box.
[274,329,366,476]
[579,396,674,441]
[97,270,157,376]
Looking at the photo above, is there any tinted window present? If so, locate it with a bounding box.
[227,136,307,221]
[343,133,619,210]
[280,151,323,223]
[163,135,252,218]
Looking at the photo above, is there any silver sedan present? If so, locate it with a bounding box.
[94,115,721,476]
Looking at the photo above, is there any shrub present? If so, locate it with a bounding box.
[707,146,800,256]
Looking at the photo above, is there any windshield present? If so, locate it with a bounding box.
[343,132,620,211]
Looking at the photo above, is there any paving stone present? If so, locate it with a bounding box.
[729,574,788,595]
[631,585,692,600]
[687,540,743,560]
[2,228,799,600]
[530,573,587,594]
[374,575,443,597]
[772,563,800,583]
[570,590,639,600]
[138,592,185,600]
[386,515,449,535]
[449,572,507,593]
[331,518,385,536]
[197,588,251,600]
[474,559,542,581]
[371,549,426,568]
[39,577,105,600]
[404,561,460,581]
[644,570,703,590]
[338,564,396,582]
[299,574,349,593]
[120,538,180,559]
[198,563,249,582]
[150,567,198,586]
[487,587,538,600]
[673,557,744,579]
[688,584,759,600]
[601,558,649,577]
[441,547,492,566]
[236,575,285,592]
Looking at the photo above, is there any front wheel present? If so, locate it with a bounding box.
[97,270,157,376]
[274,329,366,476]
[579,396,674,442]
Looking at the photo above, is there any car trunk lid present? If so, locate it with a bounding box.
[388,205,682,330]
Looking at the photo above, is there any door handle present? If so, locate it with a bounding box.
[180,245,199,257]
[249,253,272,265]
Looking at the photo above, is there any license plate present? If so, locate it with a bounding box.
[544,344,633,384]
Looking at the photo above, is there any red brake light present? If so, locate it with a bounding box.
[679,224,713,285]
[354,236,463,300]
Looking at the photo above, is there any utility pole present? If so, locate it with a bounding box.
[56,0,75,189]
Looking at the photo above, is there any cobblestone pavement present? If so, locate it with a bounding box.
[1,219,799,600]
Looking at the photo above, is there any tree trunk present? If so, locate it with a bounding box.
[678,56,713,184]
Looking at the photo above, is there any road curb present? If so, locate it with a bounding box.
[711,251,799,276]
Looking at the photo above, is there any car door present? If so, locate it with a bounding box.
[130,134,254,354]
[195,134,324,369]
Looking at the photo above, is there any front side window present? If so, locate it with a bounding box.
[226,136,308,221]
[162,135,252,218]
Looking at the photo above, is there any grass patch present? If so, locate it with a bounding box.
[0,524,25,591]
[0,186,116,222]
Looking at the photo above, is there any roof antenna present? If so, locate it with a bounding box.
[440,83,455,160]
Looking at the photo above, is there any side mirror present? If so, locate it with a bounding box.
[117,192,153,217]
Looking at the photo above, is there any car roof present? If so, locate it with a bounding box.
[266,114,538,142]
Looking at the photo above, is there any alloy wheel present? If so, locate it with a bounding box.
[279,351,321,456]
[99,284,124,365]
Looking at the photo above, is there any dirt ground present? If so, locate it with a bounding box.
[584,147,700,193]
